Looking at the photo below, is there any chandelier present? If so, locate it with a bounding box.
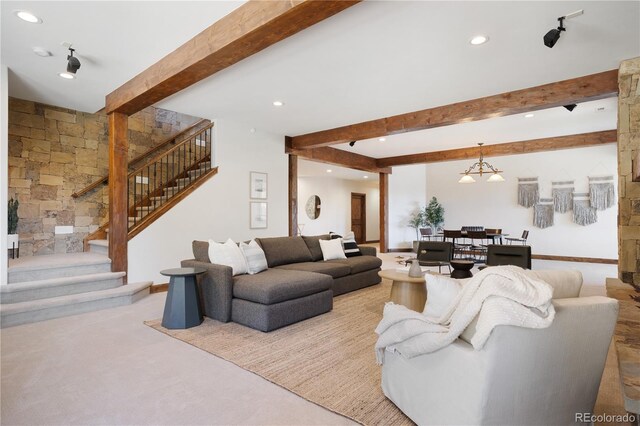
[458,143,505,183]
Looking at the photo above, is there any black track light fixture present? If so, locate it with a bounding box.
[563,104,577,112]
[348,141,356,147]
[544,17,565,48]
[66,47,81,74]
[543,9,583,49]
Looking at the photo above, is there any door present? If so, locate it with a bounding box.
[351,193,366,243]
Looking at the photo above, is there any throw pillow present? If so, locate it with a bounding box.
[422,273,463,320]
[342,231,362,258]
[319,238,347,261]
[239,240,268,275]
[207,238,248,276]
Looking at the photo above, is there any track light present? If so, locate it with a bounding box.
[66,47,81,74]
[348,141,356,147]
[563,104,577,112]
[543,10,583,48]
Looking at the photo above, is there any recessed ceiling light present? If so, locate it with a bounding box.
[272,101,284,107]
[378,137,386,142]
[363,175,368,179]
[596,107,606,112]
[524,113,535,118]
[58,72,74,79]
[32,47,51,57]
[326,169,332,173]
[14,10,42,23]
[470,35,489,45]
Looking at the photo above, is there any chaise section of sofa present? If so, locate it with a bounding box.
[181,235,381,332]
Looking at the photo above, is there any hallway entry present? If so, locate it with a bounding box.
[351,193,366,243]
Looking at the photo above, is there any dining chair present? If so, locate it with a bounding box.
[485,228,503,244]
[443,230,470,259]
[466,230,488,262]
[485,244,532,269]
[505,230,529,245]
[419,228,434,241]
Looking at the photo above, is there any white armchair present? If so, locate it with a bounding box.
[381,271,619,426]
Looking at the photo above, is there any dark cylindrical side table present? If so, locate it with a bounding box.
[450,260,474,279]
[160,267,206,329]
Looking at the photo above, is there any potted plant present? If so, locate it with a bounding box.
[424,197,445,233]
[8,198,19,252]
[408,208,426,252]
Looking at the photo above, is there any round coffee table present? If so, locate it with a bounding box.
[450,260,474,279]
[161,267,207,329]
[379,270,427,312]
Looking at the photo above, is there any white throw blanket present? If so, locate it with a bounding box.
[375,266,555,364]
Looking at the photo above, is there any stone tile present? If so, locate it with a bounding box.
[60,135,85,148]
[44,109,76,123]
[9,97,36,114]
[57,121,85,137]
[22,138,51,153]
[28,151,51,163]
[31,184,58,200]
[10,178,31,188]
[50,151,74,164]
[8,124,31,137]
[75,148,97,167]
[39,174,64,186]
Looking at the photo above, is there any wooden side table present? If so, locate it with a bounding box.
[160,267,206,329]
[379,270,427,312]
[450,260,474,279]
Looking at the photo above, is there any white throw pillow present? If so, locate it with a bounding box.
[524,269,583,299]
[239,240,268,275]
[207,238,248,276]
[423,273,463,320]
[319,238,347,261]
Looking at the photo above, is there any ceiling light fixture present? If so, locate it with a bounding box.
[524,113,535,118]
[14,10,42,23]
[326,169,332,173]
[544,9,583,48]
[32,47,52,57]
[458,143,504,183]
[348,141,356,147]
[563,104,577,112]
[272,101,284,107]
[58,72,74,79]
[378,137,386,142]
[363,176,368,179]
[66,47,81,74]
[470,35,489,45]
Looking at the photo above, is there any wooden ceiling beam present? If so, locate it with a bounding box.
[286,141,391,174]
[290,70,619,150]
[106,0,361,115]
[376,130,617,167]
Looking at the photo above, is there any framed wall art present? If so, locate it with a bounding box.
[250,172,268,199]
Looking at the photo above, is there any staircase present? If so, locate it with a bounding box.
[1,121,219,328]
[84,121,218,253]
[1,253,151,328]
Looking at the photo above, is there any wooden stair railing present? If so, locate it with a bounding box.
[72,118,210,198]
[84,122,218,248]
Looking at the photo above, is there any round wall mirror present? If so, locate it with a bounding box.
[305,195,321,220]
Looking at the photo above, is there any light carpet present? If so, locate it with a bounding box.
[146,280,412,426]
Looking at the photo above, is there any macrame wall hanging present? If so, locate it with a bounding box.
[533,198,554,229]
[551,180,574,213]
[573,193,598,226]
[588,176,615,211]
[518,177,539,208]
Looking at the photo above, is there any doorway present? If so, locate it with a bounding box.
[351,193,366,243]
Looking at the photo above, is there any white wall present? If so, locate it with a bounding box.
[128,119,288,284]
[1,65,8,285]
[298,176,379,240]
[389,164,428,249]
[425,145,618,259]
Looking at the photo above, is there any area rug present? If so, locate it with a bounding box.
[145,280,413,426]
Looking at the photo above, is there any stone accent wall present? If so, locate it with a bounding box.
[8,97,200,256]
[618,57,640,286]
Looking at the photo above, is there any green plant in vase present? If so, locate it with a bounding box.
[424,197,445,232]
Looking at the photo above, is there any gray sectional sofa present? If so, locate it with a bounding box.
[181,235,382,332]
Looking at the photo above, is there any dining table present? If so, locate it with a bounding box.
[435,231,509,244]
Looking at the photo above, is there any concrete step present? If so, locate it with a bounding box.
[0,281,152,328]
[8,253,112,284]
[164,186,183,197]
[1,271,125,304]
[135,205,156,218]
[88,239,108,255]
